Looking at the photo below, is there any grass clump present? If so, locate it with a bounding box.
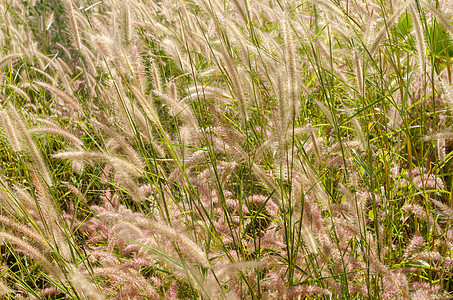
[0,0,453,299]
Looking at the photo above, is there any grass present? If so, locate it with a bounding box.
[0,0,453,299]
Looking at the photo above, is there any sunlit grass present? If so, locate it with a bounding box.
[0,0,452,299]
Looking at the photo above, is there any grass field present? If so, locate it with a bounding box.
[1,0,453,299]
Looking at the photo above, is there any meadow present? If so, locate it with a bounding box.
[0,0,453,299]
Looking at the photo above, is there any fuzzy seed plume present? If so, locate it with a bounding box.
[353,50,363,95]
[283,14,298,121]
[220,47,248,122]
[0,215,52,252]
[30,127,84,150]
[409,2,427,75]
[7,103,52,186]
[369,4,408,56]
[123,0,132,44]
[7,84,31,102]
[150,59,162,93]
[64,0,81,52]
[440,78,453,114]
[146,220,210,267]
[0,232,63,279]
[33,81,82,111]
[52,150,143,177]
[0,280,12,296]
[0,53,21,67]
[0,108,22,151]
